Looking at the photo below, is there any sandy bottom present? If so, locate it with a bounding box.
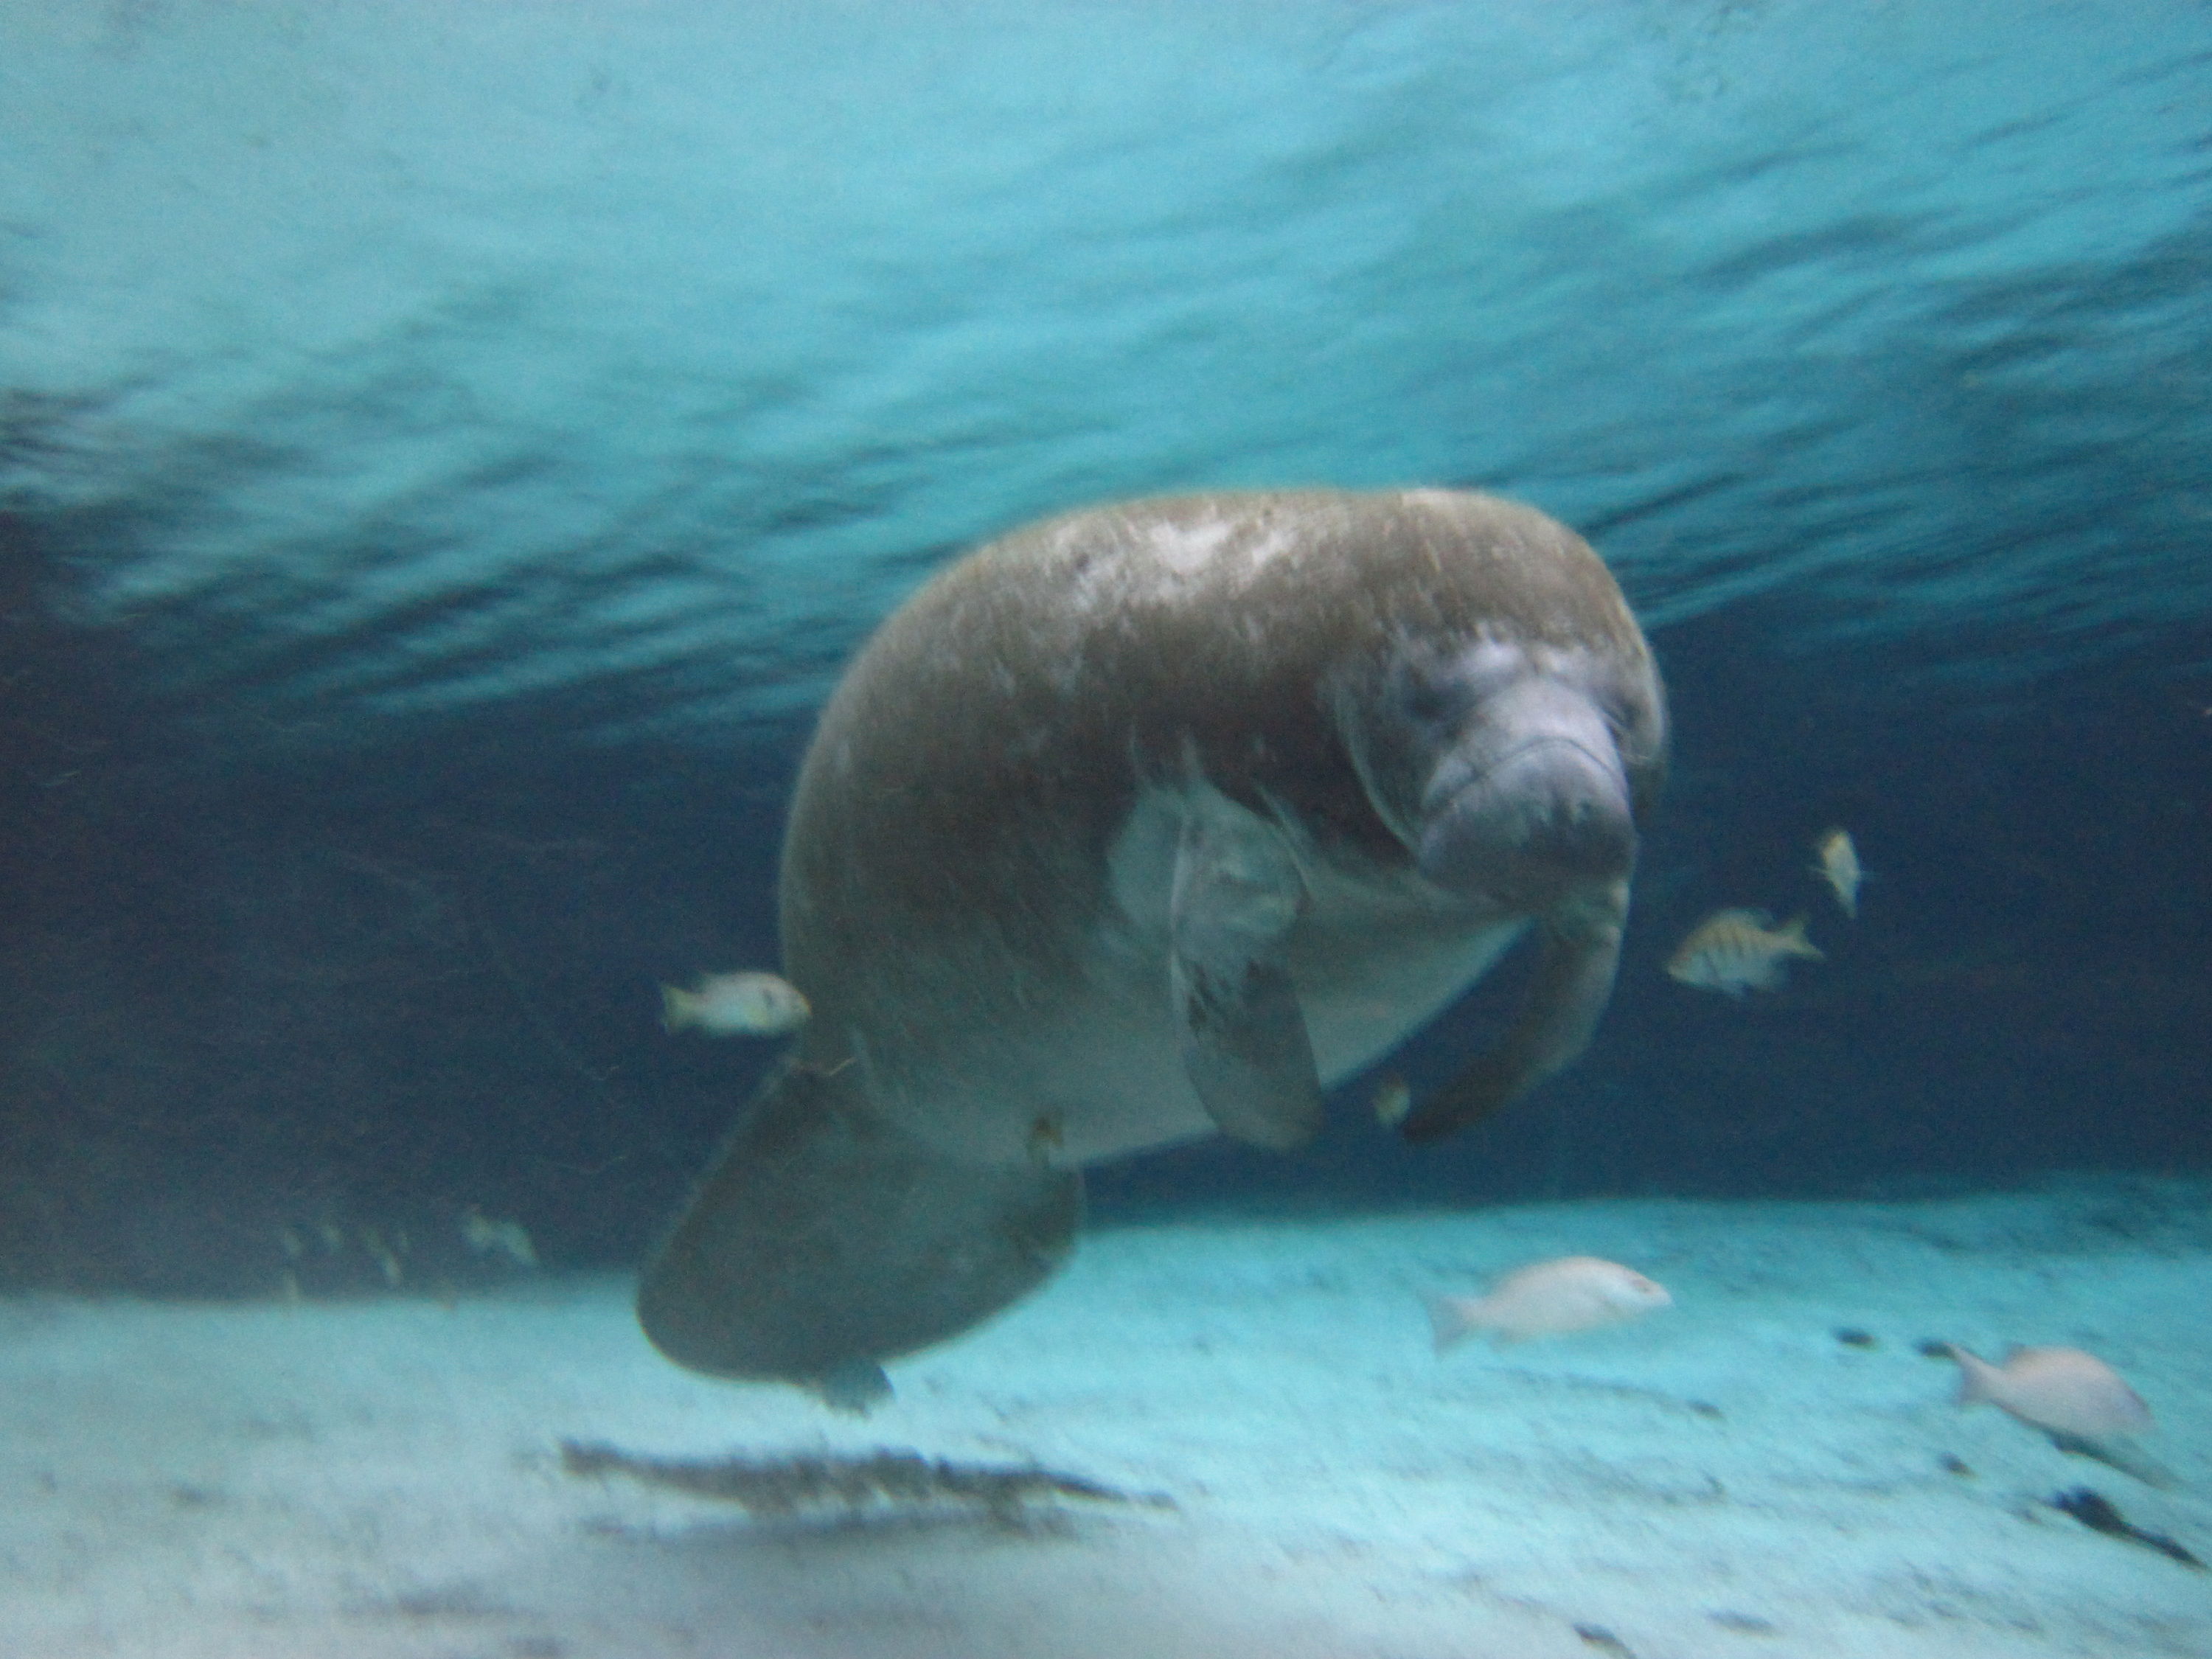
[2,1177,2205,1658]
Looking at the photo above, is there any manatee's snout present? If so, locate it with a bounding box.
[1417,684,1635,905]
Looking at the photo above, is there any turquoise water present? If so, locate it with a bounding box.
[0,0,2205,1362]
[4,7,2210,1653]
[7,1,2209,737]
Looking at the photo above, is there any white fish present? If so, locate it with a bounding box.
[1812,828,1863,919]
[1944,1344,2153,1440]
[661,970,811,1037]
[1428,1255,1672,1351]
[1666,908,1822,997]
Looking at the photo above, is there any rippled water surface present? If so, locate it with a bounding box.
[6,0,2209,737]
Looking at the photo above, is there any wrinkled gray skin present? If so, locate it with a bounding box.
[638,490,1666,1387]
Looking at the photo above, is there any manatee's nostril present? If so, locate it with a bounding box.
[1418,736,1633,901]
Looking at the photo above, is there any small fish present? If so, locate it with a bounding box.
[1427,1255,1672,1351]
[661,970,810,1037]
[1812,828,1863,919]
[461,1208,538,1270]
[1371,1074,1412,1128]
[1944,1344,2153,1441]
[1666,908,1823,997]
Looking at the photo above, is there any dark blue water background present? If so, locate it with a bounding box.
[3,1,2208,1292]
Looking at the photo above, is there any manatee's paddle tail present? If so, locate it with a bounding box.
[637,1060,1082,1382]
[1399,881,1627,1144]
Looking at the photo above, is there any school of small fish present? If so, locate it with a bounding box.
[1666,827,1866,998]
[663,832,2166,1508]
[1394,825,2168,1509]
[1601,830,2174,1490]
[660,970,811,1037]
[1420,1261,2159,1487]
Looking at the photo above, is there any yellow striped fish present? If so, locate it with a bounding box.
[1812,827,1863,919]
[1665,909,1822,997]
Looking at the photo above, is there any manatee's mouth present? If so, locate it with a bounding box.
[1417,734,1635,902]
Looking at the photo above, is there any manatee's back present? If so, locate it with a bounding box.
[772,492,1386,1089]
[775,517,1142,1084]
[771,489,1646,1123]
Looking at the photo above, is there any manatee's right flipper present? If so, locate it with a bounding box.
[1400,879,1628,1145]
[1169,792,1323,1151]
[636,1060,1082,1384]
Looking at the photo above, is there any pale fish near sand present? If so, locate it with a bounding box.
[1428,1255,1672,1352]
[1812,827,1863,919]
[1940,1342,2172,1486]
[1666,908,1823,997]
[1944,1343,2152,1439]
[661,970,810,1037]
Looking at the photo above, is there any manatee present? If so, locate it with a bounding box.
[637,489,1666,1385]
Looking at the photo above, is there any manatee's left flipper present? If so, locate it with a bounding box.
[637,1059,1082,1382]
[1169,793,1322,1150]
[1401,880,1628,1145]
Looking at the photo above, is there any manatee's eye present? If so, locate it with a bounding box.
[1571,664,1654,758]
[1382,656,1457,730]
[1606,692,1662,764]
